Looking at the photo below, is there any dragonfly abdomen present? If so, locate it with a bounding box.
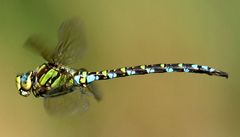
[74,63,228,86]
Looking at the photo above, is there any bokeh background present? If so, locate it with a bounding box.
[0,0,239,137]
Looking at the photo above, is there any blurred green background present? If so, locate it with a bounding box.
[0,0,239,137]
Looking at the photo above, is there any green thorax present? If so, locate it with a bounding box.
[33,63,75,97]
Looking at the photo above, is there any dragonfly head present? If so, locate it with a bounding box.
[16,71,34,97]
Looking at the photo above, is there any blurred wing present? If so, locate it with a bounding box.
[24,34,54,63]
[53,18,86,65]
[43,88,89,116]
[87,83,103,101]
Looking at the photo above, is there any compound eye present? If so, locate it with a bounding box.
[20,72,32,90]
[16,76,21,91]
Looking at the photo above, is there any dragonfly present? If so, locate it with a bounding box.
[16,18,228,115]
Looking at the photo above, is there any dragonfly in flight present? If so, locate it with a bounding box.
[16,18,228,115]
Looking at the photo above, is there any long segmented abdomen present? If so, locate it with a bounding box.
[74,63,228,86]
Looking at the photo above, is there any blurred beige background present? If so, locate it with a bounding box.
[0,0,239,137]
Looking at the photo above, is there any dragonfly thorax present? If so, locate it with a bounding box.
[32,63,77,97]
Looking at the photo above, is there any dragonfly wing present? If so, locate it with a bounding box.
[87,83,103,101]
[24,34,54,63]
[43,88,89,116]
[53,18,86,65]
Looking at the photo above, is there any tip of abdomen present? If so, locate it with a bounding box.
[212,70,229,78]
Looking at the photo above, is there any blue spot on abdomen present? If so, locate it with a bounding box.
[87,75,96,83]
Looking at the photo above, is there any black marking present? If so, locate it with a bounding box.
[50,72,61,85]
